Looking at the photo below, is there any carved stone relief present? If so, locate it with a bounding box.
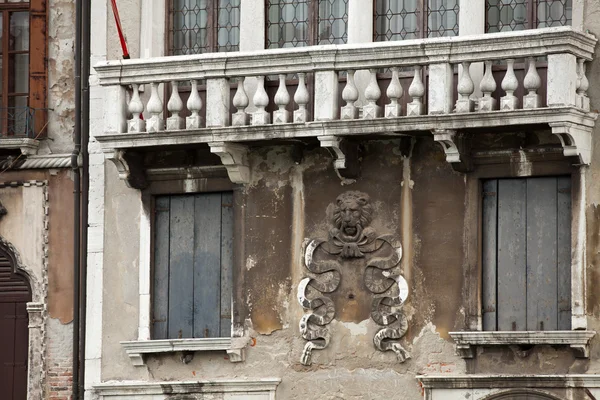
[298,191,409,365]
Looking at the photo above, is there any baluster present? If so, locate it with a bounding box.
[523,57,541,109]
[146,82,164,133]
[186,80,203,129]
[127,83,146,133]
[341,70,359,120]
[407,65,425,116]
[166,81,185,130]
[273,74,290,124]
[455,62,475,113]
[232,77,250,126]
[252,75,270,125]
[385,67,403,118]
[363,69,381,119]
[294,73,310,122]
[500,59,519,110]
[479,61,497,112]
[576,59,590,111]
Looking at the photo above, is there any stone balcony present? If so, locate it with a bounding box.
[93,27,597,186]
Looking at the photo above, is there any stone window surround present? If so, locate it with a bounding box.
[122,174,249,366]
[93,378,281,399]
[455,158,593,356]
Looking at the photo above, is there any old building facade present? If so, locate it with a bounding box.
[0,0,78,399]
[87,0,600,399]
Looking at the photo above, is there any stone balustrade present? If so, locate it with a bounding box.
[93,27,597,183]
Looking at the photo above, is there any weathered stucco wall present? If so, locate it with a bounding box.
[45,0,76,154]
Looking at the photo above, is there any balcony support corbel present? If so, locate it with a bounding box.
[318,135,360,182]
[432,129,473,173]
[209,142,250,184]
[105,149,148,190]
[549,122,592,165]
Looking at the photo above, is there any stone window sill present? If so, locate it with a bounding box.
[449,330,596,358]
[121,337,248,366]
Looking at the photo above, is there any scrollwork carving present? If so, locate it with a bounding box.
[298,191,410,365]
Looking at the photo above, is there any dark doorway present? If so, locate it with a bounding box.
[0,248,31,400]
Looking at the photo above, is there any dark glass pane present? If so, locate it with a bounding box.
[318,0,348,45]
[10,12,28,51]
[374,0,420,41]
[171,0,209,55]
[10,53,28,93]
[217,0,241,51]
[537,0,571,28]
[267,0,309,48]
[486,0,528,33]
[427,0,459,37]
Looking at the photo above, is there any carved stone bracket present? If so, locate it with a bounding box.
[549,122,592,165]
[317,135,360,182]
[105,149,149,190]
[432,129,473,172]
[209,142,250,184]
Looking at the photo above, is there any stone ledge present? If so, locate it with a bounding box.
[449,331,596,358]
[121,337,249,366]
[0,138,40,156]
[93,378,281,397]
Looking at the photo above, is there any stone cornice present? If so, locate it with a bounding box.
[93,378,281,395]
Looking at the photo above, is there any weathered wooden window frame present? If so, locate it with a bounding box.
[484,0,572,33]
[120,177,249,367]
[451,158,594,358]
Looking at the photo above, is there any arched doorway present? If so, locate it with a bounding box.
[482,390,565,400]
[0,248,31,400]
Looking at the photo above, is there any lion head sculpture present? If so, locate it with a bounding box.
[331,191,373,243]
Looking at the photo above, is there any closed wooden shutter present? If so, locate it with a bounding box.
[152,192,233,339]
[482,177,571,331]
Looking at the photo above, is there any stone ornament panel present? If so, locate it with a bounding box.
[298,191,409,365]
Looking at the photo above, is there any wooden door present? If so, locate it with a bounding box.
[0,250,31,400]
[482,177,571,331]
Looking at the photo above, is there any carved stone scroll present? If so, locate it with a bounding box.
[298,191,409,365]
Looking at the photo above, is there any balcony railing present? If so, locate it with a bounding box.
[0,107,36,138]
[94,27,597,183]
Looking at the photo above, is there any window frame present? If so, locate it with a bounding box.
[120,176,248,366]
[447,158,594,358]
[372,0,460,42]
[484,0,572,33]
[264,0,349,48]
[165,0,240,56]
[459,158,587,333]
[0,0,46,138]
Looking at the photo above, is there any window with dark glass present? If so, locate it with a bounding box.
[486,0,571,33]
[0,0,46,138]
[168,0,240,55]
[266,0,348,48]
[374,0,459,41]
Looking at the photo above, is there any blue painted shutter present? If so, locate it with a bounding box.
[153,192,233,339]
